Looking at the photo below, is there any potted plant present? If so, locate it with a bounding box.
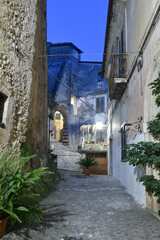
[0,145,52,237]
[77,157,100,175]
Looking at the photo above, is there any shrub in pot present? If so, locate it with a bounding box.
[77,157,100,175]
[0,145,52,236]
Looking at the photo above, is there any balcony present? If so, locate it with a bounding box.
[80,124,107,153]
[109,54,127,99]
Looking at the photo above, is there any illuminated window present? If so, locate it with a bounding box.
[71,96,77,115]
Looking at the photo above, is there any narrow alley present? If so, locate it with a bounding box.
[3,171,160,240]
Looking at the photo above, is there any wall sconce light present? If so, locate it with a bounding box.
[119,117,143,161]
[120,117,143,133]
[137,54,143,72]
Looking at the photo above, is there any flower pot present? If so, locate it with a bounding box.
[84,168,90,175]
[0,216,10,237]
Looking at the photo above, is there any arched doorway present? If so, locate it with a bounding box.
[54,111,64,142]
[52,106,69,145]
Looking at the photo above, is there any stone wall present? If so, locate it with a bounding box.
[0,0,48,167]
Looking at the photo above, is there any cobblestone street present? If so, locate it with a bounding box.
[2,171,160,240]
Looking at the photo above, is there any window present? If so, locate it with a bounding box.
[96,97,105,113]
[0,92,7,123]
[120,20,126,54]
[71,96,77,115]
[120,126,127,161]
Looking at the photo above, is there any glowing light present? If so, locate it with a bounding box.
[96,122,103,129]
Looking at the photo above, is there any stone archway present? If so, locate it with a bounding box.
[52,106,69,145]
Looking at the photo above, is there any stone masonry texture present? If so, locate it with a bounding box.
[0,0,48,166]
[2,170,160,240]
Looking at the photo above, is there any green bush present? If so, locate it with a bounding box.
[0,145,52,225]
[77,157,100,169]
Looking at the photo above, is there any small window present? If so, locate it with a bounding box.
[120,126,127,161]
[96,97,105,113]
[0,92,7,123]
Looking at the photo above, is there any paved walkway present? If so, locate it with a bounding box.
[2,171,160,240]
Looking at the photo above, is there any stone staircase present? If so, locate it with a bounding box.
[53,142,82,172]
[62,127,69,145]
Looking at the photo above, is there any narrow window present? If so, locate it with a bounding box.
[96,97,105,113]
[120,126,127,161]
[0,92,7,123]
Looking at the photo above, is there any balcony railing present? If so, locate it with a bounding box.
[109,54,127,99]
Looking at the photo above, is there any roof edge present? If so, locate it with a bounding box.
[48,42,83,53]
[102,0,114,78]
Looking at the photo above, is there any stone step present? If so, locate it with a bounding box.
[53,142,82,172]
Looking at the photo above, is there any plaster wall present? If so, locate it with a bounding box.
[107,9,160,207]
[143,18,160,213]
[0,0,47,166]
[103,0,159,79]
[107,92,146,205]
[126,0,159,72]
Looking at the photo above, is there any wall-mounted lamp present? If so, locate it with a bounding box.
[120,117,143,133]
[119,117,142,161]
[137,54,143,72]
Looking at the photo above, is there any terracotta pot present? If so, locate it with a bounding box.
[0,216,10,237]
[84,168,90,175]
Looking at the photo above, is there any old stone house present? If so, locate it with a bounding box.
[48,42,108,174]
[0,0,48,167]
[102,0,160,212]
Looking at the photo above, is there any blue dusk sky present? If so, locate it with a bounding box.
[47,0,109,62]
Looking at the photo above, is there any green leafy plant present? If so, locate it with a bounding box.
[147,112,160,140]
[77,157,100,169]
[125,77,160,203]
[148,78,160,107]
[125,142,160,169]
[0,145,53,226]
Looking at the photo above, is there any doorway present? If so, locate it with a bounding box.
[54,111,64,142]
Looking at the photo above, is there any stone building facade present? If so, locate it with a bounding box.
[0,0,48,167]
[102,0,160,212]
[48,42,108,173]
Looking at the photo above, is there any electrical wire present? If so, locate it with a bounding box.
[39,52,140,58]
[48,69,106,120]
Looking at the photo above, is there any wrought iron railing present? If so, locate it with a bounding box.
[109,54,127,91]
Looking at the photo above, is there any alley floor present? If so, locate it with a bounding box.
[2,171,160,240]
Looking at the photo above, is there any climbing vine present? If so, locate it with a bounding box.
[125,78,160,202]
